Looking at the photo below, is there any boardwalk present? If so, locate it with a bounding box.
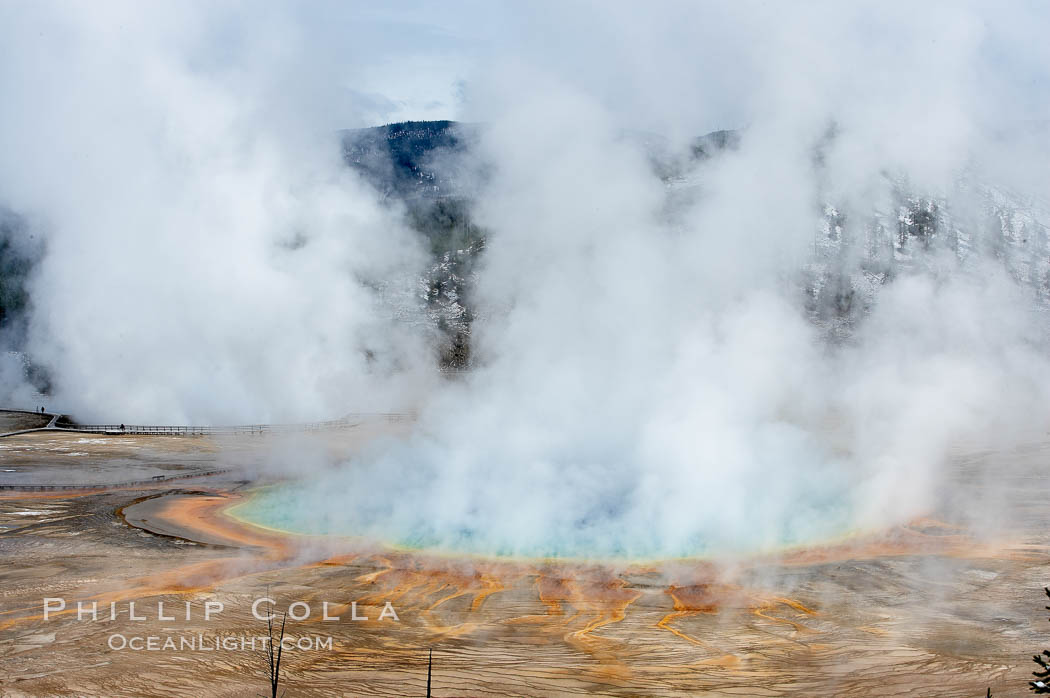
[0,409,414,438]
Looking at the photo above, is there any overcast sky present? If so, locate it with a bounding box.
[11,0,1036,136]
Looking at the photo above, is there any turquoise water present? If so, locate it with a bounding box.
[230,477,857,560]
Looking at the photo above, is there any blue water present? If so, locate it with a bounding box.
[230,477,856,560]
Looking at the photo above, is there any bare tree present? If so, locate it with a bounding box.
[262,598,287,698]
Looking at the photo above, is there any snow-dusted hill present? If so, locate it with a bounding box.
[343,120,1050,366]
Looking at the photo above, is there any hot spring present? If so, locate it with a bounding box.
[229,463,859,560]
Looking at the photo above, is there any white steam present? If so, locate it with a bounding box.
[267,108,1050,556]
[0,2,437,422]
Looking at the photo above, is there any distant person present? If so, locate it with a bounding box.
[120,424,125,432]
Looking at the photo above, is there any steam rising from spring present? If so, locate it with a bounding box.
[243,114,1050,556]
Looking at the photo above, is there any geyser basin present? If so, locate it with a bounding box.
[230,473,858,560]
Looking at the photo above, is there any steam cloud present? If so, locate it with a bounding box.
[4,2,1050,556]
[0,2,439,423]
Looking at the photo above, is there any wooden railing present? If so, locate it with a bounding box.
[57,412,414,436]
